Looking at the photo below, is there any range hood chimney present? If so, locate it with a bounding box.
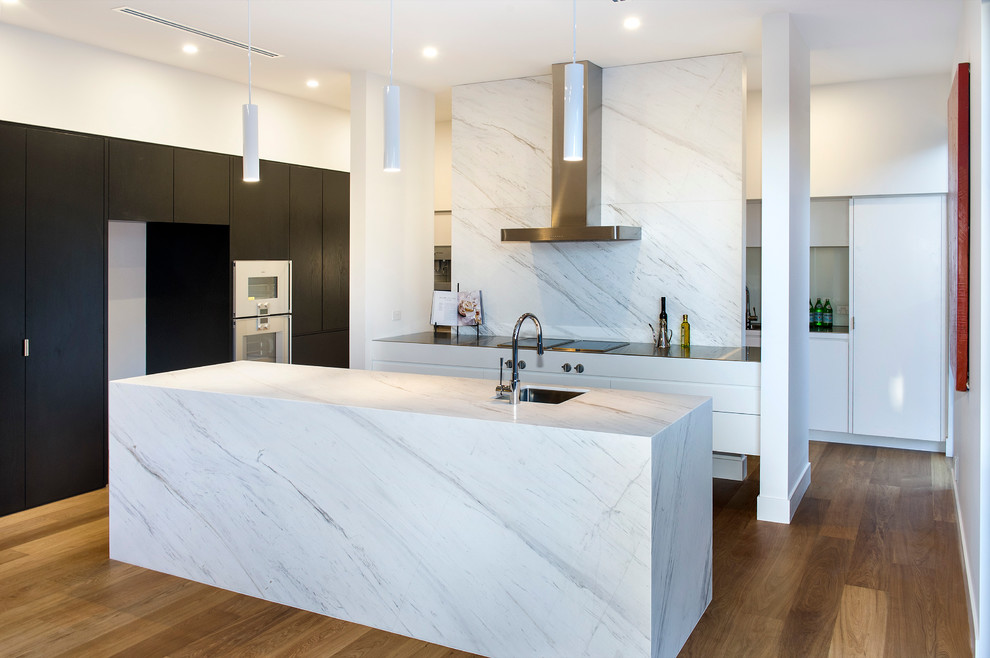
[500,61,641,243]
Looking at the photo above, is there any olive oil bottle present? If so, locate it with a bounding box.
[680,314,691,347]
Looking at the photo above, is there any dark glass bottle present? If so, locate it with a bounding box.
[814,298,824,331]
[809,299,814,331]
[824,299,833,331]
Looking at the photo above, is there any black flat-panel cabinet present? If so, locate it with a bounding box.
[108,138,173,222]
[0,124,27,515]
[289,166,323,336]
[323,170,349,332]
[292,330,348,368]
[175,148,230,225]
[230,158,290,260]
[146,223,231,374]
[25,129,106,508]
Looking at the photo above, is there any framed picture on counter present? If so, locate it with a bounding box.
[430,290,484,327]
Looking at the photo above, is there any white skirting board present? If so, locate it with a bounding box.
[713,452,748,481]
[809,429,945,453]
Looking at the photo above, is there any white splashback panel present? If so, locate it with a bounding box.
[452,54,745,346]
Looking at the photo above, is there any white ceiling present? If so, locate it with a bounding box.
[0,0,966,119]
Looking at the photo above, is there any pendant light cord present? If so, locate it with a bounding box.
[571,0,577,64]
[388,0,394,86]
[247,0,253,105]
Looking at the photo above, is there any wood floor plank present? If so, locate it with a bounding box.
[931,454,957,523]
[885,563,938,657]
[871,447,930,487]
[827,584,888,657]
[845,483,899,591]
[777,535,855,658]
[271,616,381,658]
[933,520,974,657]
[816,446,876,540]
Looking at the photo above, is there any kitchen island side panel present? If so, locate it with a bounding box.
[109,374,711,658]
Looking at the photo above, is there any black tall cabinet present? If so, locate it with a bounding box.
[25,129,107,508]
[230,158,290,261]
[288,166,349,368]
[0,124,27,516]
[1,127,107,513]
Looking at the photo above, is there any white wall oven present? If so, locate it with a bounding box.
[233,260,291,363]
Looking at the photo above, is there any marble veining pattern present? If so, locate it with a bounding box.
[109,362,713,658]
[451,54,744,346]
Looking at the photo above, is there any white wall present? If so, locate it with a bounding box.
[0,23,349,171]
[435,121,452,210]
[108,222,146,380]
[953,0,986,650]
[747,75,950,199]
[350,73,435,370]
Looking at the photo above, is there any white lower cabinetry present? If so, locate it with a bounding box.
[809,334,849,433]
[372,339,761,457]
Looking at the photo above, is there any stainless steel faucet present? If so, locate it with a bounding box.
[509,313,543,405]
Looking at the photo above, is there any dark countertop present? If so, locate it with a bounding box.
[376,331,761,363]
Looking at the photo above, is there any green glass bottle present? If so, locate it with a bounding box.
[814,298,824,331]
[824,299,833,331]
[809,299,814,331]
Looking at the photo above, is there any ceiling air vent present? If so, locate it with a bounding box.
[113,7,283,58]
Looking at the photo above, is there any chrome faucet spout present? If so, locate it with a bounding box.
[510,313,543,405]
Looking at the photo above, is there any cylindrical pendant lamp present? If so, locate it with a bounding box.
[384,84,400,172]
[563,62,584,161]
[243,103,260,182]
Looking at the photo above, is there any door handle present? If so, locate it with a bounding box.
[23,339,29,357]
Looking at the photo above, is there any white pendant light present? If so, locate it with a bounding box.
[383,0,400,172]
[242,0,260,182]
[563,0,584,162]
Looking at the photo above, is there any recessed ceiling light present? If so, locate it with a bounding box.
[623,16,641,30]
[422,46,438,59]
[0,0,20,5]
[306,79,319,88]
[182,43,198,54]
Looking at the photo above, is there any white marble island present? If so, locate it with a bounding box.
[109,361,713,658]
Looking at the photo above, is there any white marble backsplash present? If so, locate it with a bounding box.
[452,54,745,346]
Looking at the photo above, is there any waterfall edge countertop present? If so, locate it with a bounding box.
[115,360,709,437]
[110,361,714,658]
[378,331,761,362]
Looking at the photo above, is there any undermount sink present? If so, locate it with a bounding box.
[517,386,587,404]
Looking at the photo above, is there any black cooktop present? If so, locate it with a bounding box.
[552,340,629,353]
[496,338,629,353]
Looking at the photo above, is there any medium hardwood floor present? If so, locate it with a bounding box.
[680,441,972,657]
[0,441,971,657]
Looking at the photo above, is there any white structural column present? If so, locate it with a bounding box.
[350,72,435,369]
[757,13,812,523]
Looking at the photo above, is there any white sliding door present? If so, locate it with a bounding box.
[850,195,945,442]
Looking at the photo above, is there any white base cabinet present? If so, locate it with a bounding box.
[809,334,849,433]
[372,340,762,456]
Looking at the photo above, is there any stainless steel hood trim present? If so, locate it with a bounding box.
[499,60,641,243]
[501,225,642,242]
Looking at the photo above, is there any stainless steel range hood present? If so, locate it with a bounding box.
[500,61,641,243]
